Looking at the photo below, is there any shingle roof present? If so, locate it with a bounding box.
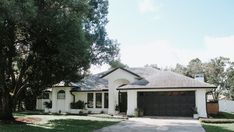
[71,70,109,92]
[119,67,216,89]
[69,67,216,91]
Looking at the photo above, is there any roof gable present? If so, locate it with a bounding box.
[100,67,142,79]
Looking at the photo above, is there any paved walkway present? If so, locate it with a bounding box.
[95,117,205,132]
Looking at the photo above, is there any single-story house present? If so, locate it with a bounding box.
[44,67,216,117]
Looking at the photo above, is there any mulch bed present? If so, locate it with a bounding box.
[15,117,42,124]
[0,117,42,125]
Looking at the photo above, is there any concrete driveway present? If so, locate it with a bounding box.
[95,117,205,132]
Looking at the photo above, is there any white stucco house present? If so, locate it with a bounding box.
[43,67,216,117]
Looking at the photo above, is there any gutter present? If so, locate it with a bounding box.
[117,86,217,90]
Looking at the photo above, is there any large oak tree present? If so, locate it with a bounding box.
[0,0,119,120]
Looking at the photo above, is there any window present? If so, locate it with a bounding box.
[104,93,108,108]
[57,90,65,99]
[96,93,102,108]
[87,93,93,108]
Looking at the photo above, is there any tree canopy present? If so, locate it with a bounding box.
[0,0,119,120]
[172,57,233,101]
[109,59,128,69]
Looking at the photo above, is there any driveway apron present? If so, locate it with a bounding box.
[95,117,205,132]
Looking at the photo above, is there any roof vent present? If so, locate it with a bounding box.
[195,74,204,82]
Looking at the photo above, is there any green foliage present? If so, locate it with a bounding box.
[202,123,234,132]
[209,112,234,119]
[134,108,144,117]
[0,119,118,132]
[173,63,188,76]
[0,0,119,119]
[109,59,128,69]
[115,105,119,111]
[201,119,234,123]
[187,58,204,77]
[44,101,52,109]
[204,57,230,100]
[192,107,198,114]
[226,63,234,100]
[70,100,85,109]
[172,57,233,101]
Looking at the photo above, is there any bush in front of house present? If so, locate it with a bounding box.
[134,108,144,117]
[200,118,234,123]
[44,101,52,108]
[70,100,85,109]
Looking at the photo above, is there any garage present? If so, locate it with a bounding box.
[137,91,195,117]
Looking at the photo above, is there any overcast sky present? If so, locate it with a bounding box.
[91,0,234,73]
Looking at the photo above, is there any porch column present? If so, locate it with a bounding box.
[127,90,137,116]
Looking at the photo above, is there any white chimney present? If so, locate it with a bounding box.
[195,74,204,82]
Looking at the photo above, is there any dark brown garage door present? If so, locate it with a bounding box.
[137,91,195,117]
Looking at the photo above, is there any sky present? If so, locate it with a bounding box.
[91,0,234,73]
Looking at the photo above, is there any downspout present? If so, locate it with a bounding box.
[70,90,75,103]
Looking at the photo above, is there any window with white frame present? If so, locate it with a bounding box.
[57,90,65,99]
[87,93,93,108]
[96,93,102,108]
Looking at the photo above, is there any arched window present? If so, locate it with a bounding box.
[57,90,65,99]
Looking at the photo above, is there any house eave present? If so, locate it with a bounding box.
[100,67,142,79]
[117,86,217,90]
[70,89,108,92]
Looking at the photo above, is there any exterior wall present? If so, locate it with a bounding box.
[195,89,207,117]
[36,92,52,110]
[74,92,87,102]
[125,88,208,117]
[72,92,108,114]
[36,99,50,110]
[51,87,72,113]
[219,100,234,113]
[103,69,139,115]
[49,87,109,114]
[127,90,137,115]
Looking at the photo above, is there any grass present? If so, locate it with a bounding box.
[202,123,234,132]
[202,112,234,132]
[13,111,46,117]
[0,119,118,132]
[209,112,234,119]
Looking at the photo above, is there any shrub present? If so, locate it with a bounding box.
[44,101,52,108]
[192,107,198,114]
[70,100,85,109]
[115,105,119,111]
[134,108,144,117]
[200,118,234,123]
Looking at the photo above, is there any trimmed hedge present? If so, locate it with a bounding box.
[200,118,234,123]
[70,100,85,109]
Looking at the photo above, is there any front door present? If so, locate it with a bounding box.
[119,92,127,113]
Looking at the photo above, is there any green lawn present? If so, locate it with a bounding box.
[0,119,118,132]
[202,112,234,132]
[13,111,46,117]
[202,123,234,132]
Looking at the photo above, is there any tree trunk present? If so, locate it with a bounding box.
[0,91,14,120]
